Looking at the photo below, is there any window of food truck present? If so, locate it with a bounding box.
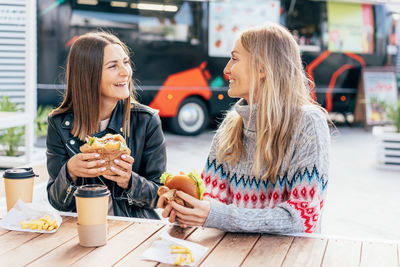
[327,1,374,54]
[71,1,199,43]
[137,2,194,42]
[281,0,325,53]
[281,0,375,54]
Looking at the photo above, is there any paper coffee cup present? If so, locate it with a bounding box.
[3,168,37,211]
[74,184,110,247]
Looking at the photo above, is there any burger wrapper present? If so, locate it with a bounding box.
[157,187,187,207]
[80,145,131,175]
[140,231,208,266]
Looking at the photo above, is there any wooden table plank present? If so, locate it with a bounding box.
[241,235,294,267]
[199,232,260,267]
[0,216,72,256]
[156,227,226,267]
[3,214,399,267]
[0,218,79,266]
[71,222,164,266]
[27,218,132,267]
[0,226,9,236]
[184,227,226,266]
[281,237,327,267]
[115,224,195,267]
[360,241,399,267]
[322,239,362,267]
[0,230,40,255]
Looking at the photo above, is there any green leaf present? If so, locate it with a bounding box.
[188,170,205,199]
[34,105,53,137]
[160,172,172,184]
[0,96,25,156]
[88,137,95,146]
[119,141,126,151]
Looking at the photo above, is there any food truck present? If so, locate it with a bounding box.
[37,0,395,134]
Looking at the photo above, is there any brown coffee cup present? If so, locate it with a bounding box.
[74,184,110,247]
[3,168,37,211]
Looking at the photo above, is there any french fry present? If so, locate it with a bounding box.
[187,253,194,264]
[20,215,58,231]
[170,244,195,265]
[174,255,185,265]
[171,248,191,254]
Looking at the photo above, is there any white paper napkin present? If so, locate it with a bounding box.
[0,200,62,233]
[141,230,209,266]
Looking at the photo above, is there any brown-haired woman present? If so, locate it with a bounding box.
[46,32,166,219]
[158,23,331,233]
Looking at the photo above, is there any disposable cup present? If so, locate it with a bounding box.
[74,184,110,247]
[3,168,36,211]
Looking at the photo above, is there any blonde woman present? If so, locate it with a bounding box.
[158,23,330,233]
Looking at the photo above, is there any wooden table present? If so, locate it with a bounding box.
[0,214,399,267]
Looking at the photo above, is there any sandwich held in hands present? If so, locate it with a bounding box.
[80,133,131,175]
[157,171,205,208]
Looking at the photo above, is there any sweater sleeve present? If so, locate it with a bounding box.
[203,108,330,234]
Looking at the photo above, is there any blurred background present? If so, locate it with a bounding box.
[0,0,400,242]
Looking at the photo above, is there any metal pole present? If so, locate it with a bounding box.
[25,0,37,164]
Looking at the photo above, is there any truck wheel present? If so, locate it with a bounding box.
[169,97,208,136]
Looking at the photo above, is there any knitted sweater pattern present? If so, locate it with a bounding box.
[202,99,330,233]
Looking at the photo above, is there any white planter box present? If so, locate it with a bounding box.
[373,126,400,171]
[0,145,26,168]
[0,154,27,168]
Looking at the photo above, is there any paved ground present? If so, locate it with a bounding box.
[323,126,400,242]
[1,126,399,242]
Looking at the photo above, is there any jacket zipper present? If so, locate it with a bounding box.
[64,142,77,204]
[66,142,77,156]
[63,184,74,204]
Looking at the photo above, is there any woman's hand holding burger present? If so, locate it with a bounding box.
[102,154,134,189]
[157,171,211,227]
[161,191,211,227]
[67,152,134,188]
[67,152,107,182]
[69,133,134,189]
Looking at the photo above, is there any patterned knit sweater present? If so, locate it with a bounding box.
[202,99,330,233]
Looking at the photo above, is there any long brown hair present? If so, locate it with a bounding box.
[217,23,329,183]
[50,31,136,140]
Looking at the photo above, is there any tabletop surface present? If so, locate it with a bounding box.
[0,215,399,267]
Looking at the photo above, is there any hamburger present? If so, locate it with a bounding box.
[79,133,131,175]
[157,171,205,208]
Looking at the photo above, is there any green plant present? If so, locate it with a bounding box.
[385,99,400,133]
[0,96,25,156]
[35,105,53,138]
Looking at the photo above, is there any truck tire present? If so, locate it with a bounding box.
[168,97,208,136]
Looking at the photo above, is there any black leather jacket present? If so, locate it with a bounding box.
[46,101,166,219]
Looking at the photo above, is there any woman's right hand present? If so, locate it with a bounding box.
[157,195,177,223]
[66,153,106,182]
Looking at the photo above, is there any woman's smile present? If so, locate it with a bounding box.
[223,40,251,102]
[100,44,132,105]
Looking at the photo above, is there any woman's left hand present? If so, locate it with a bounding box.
[170,191,211,228]
[103,154,134,189]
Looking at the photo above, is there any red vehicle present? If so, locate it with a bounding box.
[37,0,395,135]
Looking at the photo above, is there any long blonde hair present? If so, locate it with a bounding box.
[217,23,328,183]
